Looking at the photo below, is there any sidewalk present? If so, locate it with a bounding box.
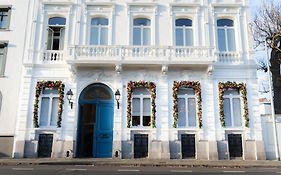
[1,158,281,168]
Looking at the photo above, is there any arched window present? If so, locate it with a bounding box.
[133,18,151,46]
[47,17,66,50]
[80,83,113,101]
[177,87,196,127]
[217,19,236,52]
[175,18,193,46]
[90,17,109,45]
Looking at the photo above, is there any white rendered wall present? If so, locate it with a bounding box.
[0,0,30,135]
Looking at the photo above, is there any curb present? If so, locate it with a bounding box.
[1,159,281,168]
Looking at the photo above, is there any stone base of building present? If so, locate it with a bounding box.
[217,140,266,160]
[23,140,74,158]
[170,140,218,160]
[121,140,170,159]
[0,136,14,158]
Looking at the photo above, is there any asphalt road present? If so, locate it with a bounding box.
[0,165,281,175]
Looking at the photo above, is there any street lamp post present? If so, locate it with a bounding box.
[265,37,280,161]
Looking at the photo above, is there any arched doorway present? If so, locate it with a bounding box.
[77,83,114,158]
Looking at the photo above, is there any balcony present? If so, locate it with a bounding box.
[25,47,243,67]
[24,50,65,65]
[66,45,215,66]
[216,52,241,64]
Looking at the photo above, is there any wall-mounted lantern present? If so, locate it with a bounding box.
[115,89,120,109]
[66,89,74,109]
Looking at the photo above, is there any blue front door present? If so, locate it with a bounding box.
[94,102,113,158]
[77,83,114,158]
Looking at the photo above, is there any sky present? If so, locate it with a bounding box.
[248,0,271,98]
[249,0,263,18]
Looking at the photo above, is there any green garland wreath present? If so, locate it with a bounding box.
[172,81,202,128]
[218,81,249,127]
[33,81,65,128]
[127,80,156,128]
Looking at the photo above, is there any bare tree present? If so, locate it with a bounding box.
[253,1,281,50]
[252,0,281,113]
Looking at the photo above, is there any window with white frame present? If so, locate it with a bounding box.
[47,17,66,50]
[177,88,197,127]
[217,19,236,52]
[39,87,59,127]
[223,89,242,127]
[90,17,109,45]
[0,42,8,76]
[132,87,151,127]
[175,18,193,46]
[133,18,151,46]
[0,7,11,29]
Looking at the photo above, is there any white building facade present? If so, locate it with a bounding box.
[9,0,265,160]
[0,0,30,158]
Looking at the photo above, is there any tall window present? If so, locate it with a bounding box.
[177,88,197,127]
[132,88,151,127]
[217,19,236,52]
[47,17,66,50]
[133,18,151,46]
[0,42,8,76]
[223,89,242,127]
[39,88,59,127]
[175,18,193,46]
[0,7,11,29]
[90,17,109,45]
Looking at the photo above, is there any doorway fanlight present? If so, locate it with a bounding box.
[66,89,74,109]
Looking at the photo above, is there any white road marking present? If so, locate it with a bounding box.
[275,172,281,174]
[12,168,34,171]
[75,165,94,167]
[66,168,87,171]
[223,171,245,173]
[170,170,193,173]
[117,169,140,172]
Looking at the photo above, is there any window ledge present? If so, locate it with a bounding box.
[223,127,246,131]
[34,127,61,131]
[0,28,11,31]
[174,127,201,131]
[0,75,7,78]
[128,128,156,131]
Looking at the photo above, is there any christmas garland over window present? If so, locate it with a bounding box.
[218,81,249,127]
[172,81,202,128]
[127,81,156,128]
[33,81,65,128]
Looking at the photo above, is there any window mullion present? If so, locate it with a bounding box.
[183,26,186,46]
[225,27,229,51]
[47,95,52,126]
[98,25,101,45]
[140,25,144,46]
[140,96,143,127]
[230,96,234,127]
[185,96,188,127]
